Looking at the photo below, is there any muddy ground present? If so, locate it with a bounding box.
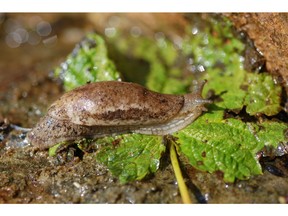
[0,13,287,203]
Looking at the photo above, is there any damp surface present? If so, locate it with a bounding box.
[0,13,288,204]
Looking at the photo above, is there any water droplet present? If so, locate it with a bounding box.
[15,27,29,43]
[5,32,21,48]
[104,27,116,38]
[197,65,205,72]
[36,21,52,37]
[192,27,198,35]
[154,31,165,40]
[204,193,209,201]
[130,26,142,38]
[173,35,183,50]
[43,35,57,47]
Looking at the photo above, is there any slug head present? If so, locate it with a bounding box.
[181,80,212,115]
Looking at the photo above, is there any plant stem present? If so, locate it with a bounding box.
[169,141,192,204]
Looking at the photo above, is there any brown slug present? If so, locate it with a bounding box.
[27,81,211,150]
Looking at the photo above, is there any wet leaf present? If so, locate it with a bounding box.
[174,107,287,182]
[96,134,165,183]
[244,73,282,116]
[256,121,288,148]
[54,33,121,91]
[203,67,246,110]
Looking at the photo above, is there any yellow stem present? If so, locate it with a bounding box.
[169,141,192,204]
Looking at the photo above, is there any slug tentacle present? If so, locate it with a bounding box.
[27,81,211,149]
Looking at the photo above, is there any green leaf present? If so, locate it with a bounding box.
[175,107,287,182]
[96,134,165,183]
[203,67,246,110]
[203,69,282,116]
[106,33,190,94]
[244,73,282,116]
[256,121,288,148]
[54,33,121,91]
[49,142,63,157]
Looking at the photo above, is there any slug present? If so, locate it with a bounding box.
[27,81,211,150]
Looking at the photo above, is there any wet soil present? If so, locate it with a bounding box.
[0,13,288,204]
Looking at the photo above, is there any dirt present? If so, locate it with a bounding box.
[0,13,287,204]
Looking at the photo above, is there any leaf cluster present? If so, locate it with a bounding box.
[53,17,287,183]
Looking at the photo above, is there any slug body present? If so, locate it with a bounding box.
[27,81,211,149]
